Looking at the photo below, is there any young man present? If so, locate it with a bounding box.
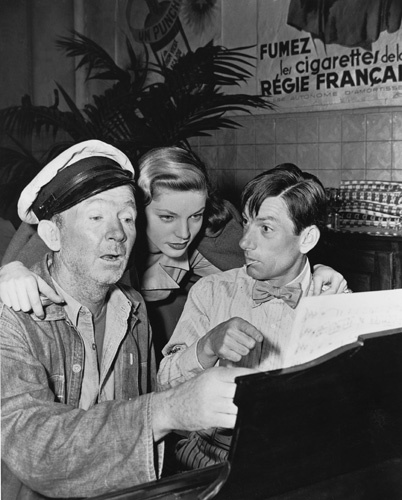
[158,163,349,469]
[0,140,255,499]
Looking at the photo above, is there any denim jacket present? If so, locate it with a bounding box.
[1,255,158,499]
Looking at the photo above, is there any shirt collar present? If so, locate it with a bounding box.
[245,259,311,289]
[287,259,312,296]
[248,258,312,308]
[141,251,190,292]
[51,278,83,327]
[51,276,133,327]
[151,251,190,272]
[30,253,136,321]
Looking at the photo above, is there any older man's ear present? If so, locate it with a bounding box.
[299,225,320,255]
[37,220,61,252]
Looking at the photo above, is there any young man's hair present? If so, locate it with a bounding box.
[241,163,327,235]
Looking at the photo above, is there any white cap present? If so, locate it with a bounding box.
[18,140,135,224]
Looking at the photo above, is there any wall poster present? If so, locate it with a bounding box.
[257,0,402,111]
[123,0,221,70]
[120,0,402,112]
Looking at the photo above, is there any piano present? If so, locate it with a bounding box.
[93,328,402,500]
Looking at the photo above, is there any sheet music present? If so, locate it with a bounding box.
[284,289,402,367]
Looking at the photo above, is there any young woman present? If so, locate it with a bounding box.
[0,146,347,359]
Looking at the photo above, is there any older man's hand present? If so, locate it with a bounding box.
[151,366,258,442]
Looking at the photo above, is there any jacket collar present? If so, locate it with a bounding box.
[141,251,190,291]
[30,253,140,322]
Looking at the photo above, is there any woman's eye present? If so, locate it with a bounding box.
[242,218,249,227]
[160,215,174,222]
[90,216,103,221]
[191,214,203,221]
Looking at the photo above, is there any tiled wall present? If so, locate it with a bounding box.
[190,106,402,206]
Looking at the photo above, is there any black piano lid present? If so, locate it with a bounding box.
[92,328,402,500]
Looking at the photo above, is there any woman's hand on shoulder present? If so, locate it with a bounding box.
[311,264,349,295]
[0,261,63,318]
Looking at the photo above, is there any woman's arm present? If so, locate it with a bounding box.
[311,264,349,295]
[1,223,63,317]
[0,261,63,318]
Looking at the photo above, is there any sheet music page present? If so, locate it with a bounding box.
[284,289,402,367]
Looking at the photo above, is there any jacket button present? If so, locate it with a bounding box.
[72,364,82,373]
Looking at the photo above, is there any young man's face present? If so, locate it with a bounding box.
[56,185,137,289]
[240,195,307,286]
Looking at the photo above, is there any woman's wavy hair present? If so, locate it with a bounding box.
[136,146,233,234]
[241,163,327,234]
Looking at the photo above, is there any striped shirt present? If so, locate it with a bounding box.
[158,261,313,387]
[158,261,314,469]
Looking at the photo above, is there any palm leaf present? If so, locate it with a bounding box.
[54,83,98,140]
[124,36,149,91]
[0,92,63,139]
[0,33,274,215]
[134,79,273,146]
[158,43,259,92]
[56,30,130,84]
[0,140,42,215]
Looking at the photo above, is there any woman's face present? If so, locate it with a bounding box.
[145,188,207,258]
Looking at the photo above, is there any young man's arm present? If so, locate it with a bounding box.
[158,277,262,390]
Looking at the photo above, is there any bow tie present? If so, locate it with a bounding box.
[252,281,303,309]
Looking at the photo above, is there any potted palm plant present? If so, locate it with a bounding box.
[0,31,273,223]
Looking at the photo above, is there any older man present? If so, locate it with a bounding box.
[0,140,254,500]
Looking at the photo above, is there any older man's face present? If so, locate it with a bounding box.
[56,185,136,290]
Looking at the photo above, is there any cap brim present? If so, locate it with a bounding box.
[18,140,134,224]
